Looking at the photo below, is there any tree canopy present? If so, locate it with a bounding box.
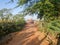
[0,8,12,21]
[11,0,60,21]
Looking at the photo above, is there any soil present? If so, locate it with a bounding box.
[2,23,58,45]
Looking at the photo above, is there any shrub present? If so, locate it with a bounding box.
[0,20,26,39]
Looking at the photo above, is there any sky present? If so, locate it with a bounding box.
[0,0,37,20]
[24,14,38,20]
[0,0,23,14]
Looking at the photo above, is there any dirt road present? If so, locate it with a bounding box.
[5,23,49,45]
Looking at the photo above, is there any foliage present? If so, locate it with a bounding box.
[0,9,26,39]
[46,20,60,33]
[14,0,60,20]
[0,20,25,39]
[0,8,12,21]
[10,0,60,20]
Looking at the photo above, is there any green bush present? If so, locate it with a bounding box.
[44,20,60,36]
[0,20,26,39]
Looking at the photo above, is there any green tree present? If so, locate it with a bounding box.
[10,0,60,21]
[13,14,24,21]
[0,8,12,21]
